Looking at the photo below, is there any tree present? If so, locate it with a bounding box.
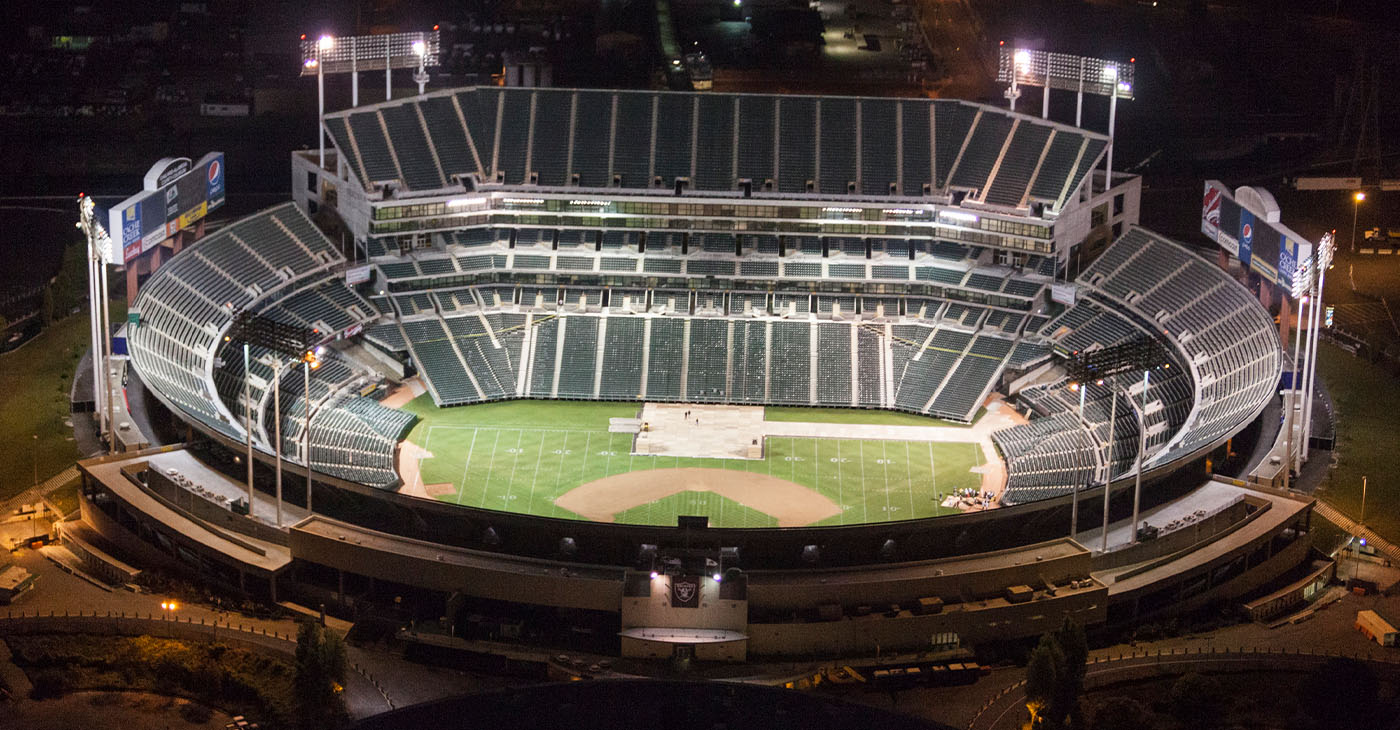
[294,621,348,730]
[1025,617,1089,729]
[1026,634,1066,729]
[1169,672,1226,726]
[1299,658,1378,730]
[1051,616,1088,726]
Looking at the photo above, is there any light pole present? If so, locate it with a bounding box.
[243,341,254,510]
[1361,475,1367,527]
[1283,294,1307,492]
[303,348,321,514]
[1068,378,1102,541]
[1350,192,1365,253]
[32,434,38,486]
[1104,63,1119,192]
[1302,233,1334,450]
[1005,49,1029,112]
[1130,368,1150,544]
[77,194,114,452]
[316,35,333,170]
[413,40,428,95]
[1101,393,1117,553]
[273,359,285,528]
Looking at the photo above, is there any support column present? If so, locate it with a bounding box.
[1101,394,1117,553]
[1277,295,1291,356]
[1105,90,1117,193]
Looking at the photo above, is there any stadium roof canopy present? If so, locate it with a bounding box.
[323,87,1109,214]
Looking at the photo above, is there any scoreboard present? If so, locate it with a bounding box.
[1201,180,1312,296]
[108,152,226,264]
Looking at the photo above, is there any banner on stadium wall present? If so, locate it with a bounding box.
[1051,283,1077,307]
[346,264,372,285]
[108,152,226,264]
[1200,180,1312,298]
[670,576,701,608]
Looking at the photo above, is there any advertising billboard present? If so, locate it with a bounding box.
[107,152,226,264]
[1201,180,1311,296]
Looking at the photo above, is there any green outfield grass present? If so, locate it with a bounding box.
[1315,343,1400,543]
[401,396,985,527]
[0,300,126,501]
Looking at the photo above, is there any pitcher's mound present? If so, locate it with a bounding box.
[554,468,842,527]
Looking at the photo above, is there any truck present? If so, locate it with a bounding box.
[1354,610,1397,647]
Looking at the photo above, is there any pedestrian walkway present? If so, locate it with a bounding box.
[1314,499,1400,565]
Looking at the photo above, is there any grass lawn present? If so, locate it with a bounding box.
[762,405,981,428]
[46,477,82,516]
[1315,343,1400,542]
[0,300,125,502]
[402,397,984,527]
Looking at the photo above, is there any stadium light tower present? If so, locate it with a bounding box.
[1301,233,1334,458]
[1066,378,1102,540]
[77,194,116,454]
[413,40,429,95]
[316,35,332,169]
[301,31,440,103]
[1065,337,1166,548]
[998,46,1134,191]
[225,312,318,523]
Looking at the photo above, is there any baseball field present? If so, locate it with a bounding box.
[395,396,988,528]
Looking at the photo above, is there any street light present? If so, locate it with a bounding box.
[1351,191,1365,253]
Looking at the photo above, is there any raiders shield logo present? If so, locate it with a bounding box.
[671,576,700,608]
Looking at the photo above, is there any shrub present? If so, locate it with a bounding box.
[179,701,215,724]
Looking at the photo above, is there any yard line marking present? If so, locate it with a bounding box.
[457,428,480,506]
[905,441,914,517]
[581,431,592,487]
[857,441,867,523]
[553,430,569,496]
[503,429,524,506]
[527,428,546,514]
[928,441,937,513]
[480,430,502,508]
[881,441,891,518]
[836,440,844,525]
[605,435,613,476]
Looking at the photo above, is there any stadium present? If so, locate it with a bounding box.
[74,85,1315,662]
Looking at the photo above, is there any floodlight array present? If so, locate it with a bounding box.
[997,47,1135,100]
[226,311,319,357]
[1065,336,1167,382]
[300,31,440,76]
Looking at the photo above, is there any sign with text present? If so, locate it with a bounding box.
[1201,180,1313,297]
[108,152,225,264]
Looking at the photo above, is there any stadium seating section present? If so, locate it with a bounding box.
[324,88,1108,214]
[993,227,1281,504]
[129,203,416,490]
